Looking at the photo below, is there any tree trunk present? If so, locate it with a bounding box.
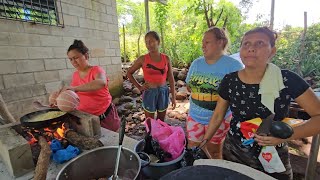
[296,12,308,77]
[65,130,104,150]
[269,0,275,30]
[34,136,51,180]
[160,28,165,53]
[123,24,126,63]
[138,23,142,57]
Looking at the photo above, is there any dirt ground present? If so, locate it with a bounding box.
[127,99,320,180]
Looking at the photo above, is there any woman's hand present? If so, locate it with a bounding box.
[171,98,176,110]
[254,134,286,146]
[138,83,149,92]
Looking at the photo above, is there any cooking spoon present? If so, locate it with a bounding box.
[109,117,126,180]
[33,100,58,110]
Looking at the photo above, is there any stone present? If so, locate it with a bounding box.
[0,127,34,177]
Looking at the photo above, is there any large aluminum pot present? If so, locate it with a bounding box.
[56,146,141,180]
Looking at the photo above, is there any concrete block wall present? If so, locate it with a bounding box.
[0,0,123,119]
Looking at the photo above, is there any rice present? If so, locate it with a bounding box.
[27,111,66,122]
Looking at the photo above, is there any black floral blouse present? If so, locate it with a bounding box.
[218,70,309,178]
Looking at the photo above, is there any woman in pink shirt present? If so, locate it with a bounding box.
[65,40,120,132]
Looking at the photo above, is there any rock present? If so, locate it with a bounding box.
[176,91,188,100]
[120,96,134,102]
[168,111,179,118]
[177,71,187,81]
[112,98,120,105]
[172,68,179,78]
[124,102,135,109]
[132,87,141,95]
[136,97,142,103]
[176,80,185,87]
[123,81,132,92]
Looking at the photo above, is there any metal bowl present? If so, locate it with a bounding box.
[56,146,141,180]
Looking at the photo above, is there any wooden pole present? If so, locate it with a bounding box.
[269,0,275,30]
[306,135,320,180]
[297,12,307,76]
[123,24,126,63]
[145,0,150,32]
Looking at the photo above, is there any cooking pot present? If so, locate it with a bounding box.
[20,109,69,129]
[159,165,255,180]
[56,146,141,180]
[134,139,185,179]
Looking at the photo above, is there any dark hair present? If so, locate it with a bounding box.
[205,27,229,51]
[145,31,160,42]
[67,39,89,55]
[242,27,278,47]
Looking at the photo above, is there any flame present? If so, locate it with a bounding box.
[25,123,67,145]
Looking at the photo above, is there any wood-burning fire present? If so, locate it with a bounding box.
[24,122,68,145]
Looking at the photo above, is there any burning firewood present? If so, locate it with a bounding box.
[65,130,104,150]
[0,93,16,124]
[34,136,52,180]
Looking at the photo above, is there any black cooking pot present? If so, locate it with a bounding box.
[160,165,254,180]
[20,109,69,129]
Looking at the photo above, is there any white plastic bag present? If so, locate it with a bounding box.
[258,146,286,173]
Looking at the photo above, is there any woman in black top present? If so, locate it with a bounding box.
[203,27,320,180]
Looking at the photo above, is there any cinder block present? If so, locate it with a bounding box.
[34,71,60,83]
[58,69,74,81]
[3,73,35,89]
[101,31,114,40]
[0,77,4,90]
[111,57,121,64]
[85,9,100,21]
[112,15,118,25]
[91,48,105,57]
[95,21,109,31]
[0,127,34,177]
[105,48,115,57]
[39,35,64,47]
[27,47,54,59]
[95,0,112,6]
[106,6,116,16]
[17,60,45,73]
[45,81,63,93]
[109,41,119,49]
[92,1,106,13]
[99,57,112,65]
[115,48,121,56]
[0,32,9,45]
[53,47,68,58]
[0,19,24,33]
[69,110,101,137]
[30,84,46,97]
[78,17,95,29]
[100,13,113,23]
[44,59,67,70]
[9,33,40,46]
[23,23,51,35]
[0,61,17,75]
[0,86,33,102]
[63,14,79,27]
[62,3,85,18]
[0,46,29,60]
[108,24,118,33]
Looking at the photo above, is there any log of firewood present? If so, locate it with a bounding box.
[0,93,16,124]
[34,136,52,180]
[65,130,104,150]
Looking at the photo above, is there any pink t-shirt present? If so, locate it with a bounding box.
[71,66,112,116]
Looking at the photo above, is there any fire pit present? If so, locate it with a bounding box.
[0,110,102,178]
